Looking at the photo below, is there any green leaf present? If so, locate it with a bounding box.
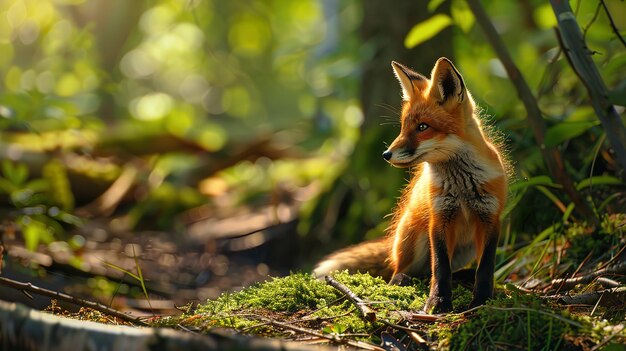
[0,178,16,193]
[427,0,446,12]
[544,121,599,147]
[25,179,49,193]
[576,175,622,190]
[42,159,74,210]
[101,260,141,281]
[533,3,557,29]
[451,0,474,33]
[20,217,53,251]
[405,14,453,49]
[564,106,595,122]
[2,160,28,186]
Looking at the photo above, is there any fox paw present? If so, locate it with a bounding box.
[389,273,412,286]
[423,295,452,314]
[468,296,490,310]
[468,289,493,310]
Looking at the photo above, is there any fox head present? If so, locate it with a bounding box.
[382,57,475,167]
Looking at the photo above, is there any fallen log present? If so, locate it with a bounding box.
[0,300,336,351]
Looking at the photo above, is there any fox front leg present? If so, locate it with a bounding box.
[423,234,453,314]
[470,228,499,308]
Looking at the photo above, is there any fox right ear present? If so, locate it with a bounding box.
[429,57,465,104]
[391,61,427,101]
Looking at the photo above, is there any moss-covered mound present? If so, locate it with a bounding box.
[150,271,625,350]
[156,271,428,335]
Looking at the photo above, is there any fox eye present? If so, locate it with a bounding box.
[417,123,429,132]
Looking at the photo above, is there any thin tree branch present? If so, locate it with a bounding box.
[599,0,626,49]
[466,0,596,221]
[582,2,602,42]
[544,287,626,306]
[324,275,376,322]
[251,315,386,351]
[549,261,626,291]
[0,276,147,326]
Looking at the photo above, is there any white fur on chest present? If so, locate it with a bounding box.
[429,149,500,222]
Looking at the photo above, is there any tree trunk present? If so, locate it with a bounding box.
[0,300,335,351]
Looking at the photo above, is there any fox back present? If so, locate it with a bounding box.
[314,58,507,313]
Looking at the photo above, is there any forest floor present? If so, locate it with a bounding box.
[0,200,624,350]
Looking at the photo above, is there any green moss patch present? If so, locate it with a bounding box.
[163,271,428,336]
[150,272,625,349]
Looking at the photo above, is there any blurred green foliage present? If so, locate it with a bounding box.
[0,0,624,266]
[0,0,364,242]
[0,159,81,250]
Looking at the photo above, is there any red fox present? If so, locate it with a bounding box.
[314,58,508,313]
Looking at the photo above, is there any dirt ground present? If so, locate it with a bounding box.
[1,198,304,317]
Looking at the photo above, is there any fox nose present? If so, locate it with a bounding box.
[382,150,393,161]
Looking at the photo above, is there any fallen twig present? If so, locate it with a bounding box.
[324,275,376,322]
[0,276,147,326]
[549,261,626,291]
[544,287,626,306]
[252,315,385,351]
[77,165,139,218]
[407,311,443,323]
[380,320,430,350]
[408,330,429,350]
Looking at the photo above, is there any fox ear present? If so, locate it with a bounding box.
[391,61,427,101]
[429,57,465,104]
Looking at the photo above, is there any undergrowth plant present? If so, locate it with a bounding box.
[0,159,82,250]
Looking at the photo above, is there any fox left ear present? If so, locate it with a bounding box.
[391,61,427,101]
[429,57,465,104]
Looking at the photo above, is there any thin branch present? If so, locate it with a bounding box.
[407,330,429,349]
[554,250,594,294]
[544,287,626,306]
[407,311,443,323]
[0,276,147,326]
[324,275,376,322]
[77,165,139,218]
[251,315,386,351]
[599,0,626,49]
[582,1,602,42]
[549,261,626,290]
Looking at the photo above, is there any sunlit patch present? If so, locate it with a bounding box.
[130,93,173,121]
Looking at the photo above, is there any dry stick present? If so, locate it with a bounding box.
[76,165,139,218]
[379,320,431,349]
[549,261,626,290]
[324,275,376,322]
[466,0,595,221]
[0,276,147,326]
[407,312,443,323]
[544,287,626,306]
[252,316,386,351]
[554,250,594,294]
[408,331,428,348]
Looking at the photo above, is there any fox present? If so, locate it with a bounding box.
[313,57,508,313]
